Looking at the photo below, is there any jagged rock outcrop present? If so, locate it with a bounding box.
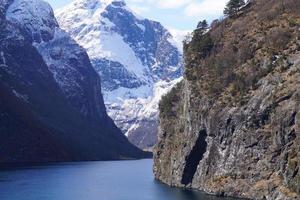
[154,0,300,199]
[0,0,149,163]
[56,0,183,149]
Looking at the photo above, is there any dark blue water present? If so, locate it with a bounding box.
[0,159,238,200]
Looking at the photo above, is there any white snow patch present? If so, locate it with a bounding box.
[85,32,150,80]
[12,89,29,102]
[136,22,145,32]
[0,51,7,68]
[104,83,153,104]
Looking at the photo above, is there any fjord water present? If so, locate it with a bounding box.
[0,159,238,200]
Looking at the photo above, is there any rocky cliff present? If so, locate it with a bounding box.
[154,0,300,199]
[0,0,149,163]
[56,0,183,149]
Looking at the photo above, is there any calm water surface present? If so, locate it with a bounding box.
[0,159,239,200]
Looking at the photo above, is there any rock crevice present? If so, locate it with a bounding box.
[181,129,207,186]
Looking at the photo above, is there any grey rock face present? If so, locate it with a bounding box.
[154,0,300,199]
[155,59,300,200]
[93,59,144,91]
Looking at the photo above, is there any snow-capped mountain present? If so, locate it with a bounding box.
[6,0,110,121]
[56,0,183,149]
[0,0,148,162]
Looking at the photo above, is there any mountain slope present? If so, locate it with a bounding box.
[0,0,149,163]
[154,0,300,199]
[56,0,183,149]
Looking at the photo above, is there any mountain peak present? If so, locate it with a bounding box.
[55,0,129,27]
[70,0,125,10]
[57,0,183,149]
[110,0,126,6]
[6,0,58,43]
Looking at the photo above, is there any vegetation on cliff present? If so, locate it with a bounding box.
[184,0,299,104]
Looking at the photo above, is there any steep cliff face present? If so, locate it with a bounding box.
[154,0,300,199]
[0,0,149,163]
[56,0,183,149]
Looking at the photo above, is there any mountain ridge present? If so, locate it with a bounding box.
[56,0,183,149]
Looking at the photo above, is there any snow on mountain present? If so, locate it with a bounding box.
[56,0,183,149]
[6,0,57,42]
[6,0,108,121]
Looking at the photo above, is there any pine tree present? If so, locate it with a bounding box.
[196,20,208,34]
[197,20,208,30]
[224,0,245,17]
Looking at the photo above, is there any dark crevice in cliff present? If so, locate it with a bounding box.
[181,129,207,185]
[289,111,297,126]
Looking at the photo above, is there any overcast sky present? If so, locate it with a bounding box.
[45,0,227,31]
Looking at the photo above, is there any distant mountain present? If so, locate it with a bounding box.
[56,0,183,149]
[0,0,149,163]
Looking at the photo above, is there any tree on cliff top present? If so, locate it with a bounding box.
[224,0,245,16]
[196,20,208,33]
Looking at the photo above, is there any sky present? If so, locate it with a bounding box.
[45,0,227,31]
